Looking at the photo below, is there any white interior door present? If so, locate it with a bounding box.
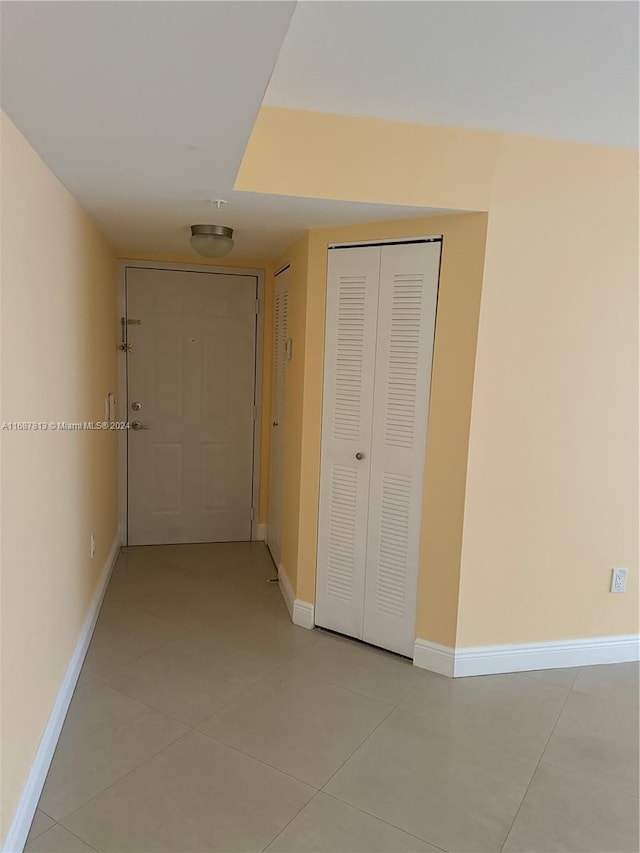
[362,242,440,656]
[126,267,258,546]
[316,240,441,657]
[315,246,382,638]
[267,267,289,568]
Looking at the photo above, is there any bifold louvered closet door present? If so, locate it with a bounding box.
[316,240,440,657]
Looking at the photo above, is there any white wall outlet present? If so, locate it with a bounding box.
[90,534,96,559]
[610,567,627,593]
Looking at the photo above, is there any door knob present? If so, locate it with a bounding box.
[130,421,150,431]
[355,452,365,460]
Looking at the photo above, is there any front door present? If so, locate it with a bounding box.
[126,267,258,545]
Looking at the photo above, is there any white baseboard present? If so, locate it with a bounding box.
[413,633,640,678]
[2,529,123,853]
[254,523,266,542]
[412,639,455,677]
[278,563,295,618]
[277,564,315,630]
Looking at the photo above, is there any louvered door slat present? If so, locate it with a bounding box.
[363,242,440,656]
[315,246,381,639]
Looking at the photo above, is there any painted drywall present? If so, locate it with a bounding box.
[236,107,499,212]
[118,252,274,526]
[268,235,310,589]
[239,107,638,647]
[456,134,639,646]
[0,112,118,837]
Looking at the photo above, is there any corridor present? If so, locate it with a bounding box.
[26,544,639,853]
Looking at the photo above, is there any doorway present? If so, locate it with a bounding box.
[122,264,263,546]
[266,265,290,568]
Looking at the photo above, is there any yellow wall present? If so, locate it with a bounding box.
[236,107,499,211]
[118,252,274,525]
[269,236,310,590]
[1,113,119,836]
[270,215,487,644]
[239,107,638,647]
[456,135,639,645]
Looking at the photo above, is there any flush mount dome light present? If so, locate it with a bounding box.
[190,224,234,258]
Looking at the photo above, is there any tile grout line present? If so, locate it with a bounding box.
[322,791,451,853]
[57,602,323,830]
[63,648,333,824]
[319,698,398,791]
[27,817,100,853]
[57,549,630,852]
[194,653,419,800]
[189,630,324,721]
[82,578,322,734]
[537,757,640,800]
[257,681,433,853]
[55,550,356,842]
[315,699,450,852]
[24,813,57,846]
[90,629,302,729]
[84,597,312,700]
[60,823,101,853]
[258,790,321,853]
[395,701,563,766]
[498,671,576,852]
[193,726,323,792]
[55,728,192,835]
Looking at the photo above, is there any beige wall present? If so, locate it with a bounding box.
[456,135,639,645]
[270,215,487,641]
[268,236,310,590]
[1,113,118,836]
[239,107,638,647]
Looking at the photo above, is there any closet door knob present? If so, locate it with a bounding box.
[355,452,365,460]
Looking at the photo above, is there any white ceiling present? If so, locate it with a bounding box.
[99,191,451,260]
[1,2,636,261]
[0,0,445,259]
[266,1,638,149]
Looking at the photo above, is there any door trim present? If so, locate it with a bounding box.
[328,235,442,249]
[116,259,265,546]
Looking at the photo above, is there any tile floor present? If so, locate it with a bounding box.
[27,543,639,853]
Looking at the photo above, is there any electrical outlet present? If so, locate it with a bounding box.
[90,534,96,559]
[610,567,627,593]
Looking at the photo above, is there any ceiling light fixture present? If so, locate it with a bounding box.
[190,224,234,258]
[189,199,234,258]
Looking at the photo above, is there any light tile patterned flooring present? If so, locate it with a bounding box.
[27,543,639,853]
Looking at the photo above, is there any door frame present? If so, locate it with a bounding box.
[314,235,442,647]
[116,259,265,546]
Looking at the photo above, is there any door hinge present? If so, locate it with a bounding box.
[255,299,260,315]
[250,506,255,521]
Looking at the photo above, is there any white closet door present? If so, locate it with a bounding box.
[363,242,440,656]
[267,268,289,568]
[315,246,382,638]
